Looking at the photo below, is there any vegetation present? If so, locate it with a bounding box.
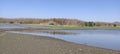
[53,26,120,30]
[0,18,120,29]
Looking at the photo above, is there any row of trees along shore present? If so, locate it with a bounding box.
[0,18,119,27]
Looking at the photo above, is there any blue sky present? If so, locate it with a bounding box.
[0,0,120,22]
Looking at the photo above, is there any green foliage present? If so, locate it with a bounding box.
[85,22,95,27]
[113,24,117,27]
[0,18,120,28]
[53,26,120,30]
[49,23,55,25]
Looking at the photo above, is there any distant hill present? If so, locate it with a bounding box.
[0,18,119,27]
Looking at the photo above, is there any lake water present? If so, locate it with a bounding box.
[0,26,120,51]
[0,25,51,29]
[0,25,27,29]
[8,30,120,51]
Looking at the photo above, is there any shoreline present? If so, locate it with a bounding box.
[5,32,120,51]
[0,32,120,54]
[0,24,120,30]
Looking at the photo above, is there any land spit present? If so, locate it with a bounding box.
[0,31,120,54]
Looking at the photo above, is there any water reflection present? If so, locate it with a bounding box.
[8,30,120,51]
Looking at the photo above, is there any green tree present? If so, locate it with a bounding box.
[88,22,94,27]
[113,24,117,27]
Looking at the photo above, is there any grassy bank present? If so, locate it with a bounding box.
[0,24,120,30]
[53,25,120,30]
[18,24,120,30]
[19,24,120,30]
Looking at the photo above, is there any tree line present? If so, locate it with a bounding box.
[0,18,119,27]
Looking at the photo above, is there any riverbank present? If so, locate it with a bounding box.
[52,25,120,30]
[0,32,120,54]
[1,24,120,30]
[19,24,120,30]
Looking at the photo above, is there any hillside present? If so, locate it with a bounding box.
[0,18,119,27]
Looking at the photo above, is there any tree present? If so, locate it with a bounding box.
[88,22,94,27]
[113,24,117,27]
[9,21,14,24]
[85,22,88,26]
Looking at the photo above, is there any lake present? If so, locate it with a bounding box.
[0,25,27,29]
[0,26,120,51]
[0,25,51,29]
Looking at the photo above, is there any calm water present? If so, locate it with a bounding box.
[0,25,51,29]
[1,26,120,50]
[8,30,120,51]
[0,25,28,29]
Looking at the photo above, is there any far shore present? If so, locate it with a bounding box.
[0,24,120,30]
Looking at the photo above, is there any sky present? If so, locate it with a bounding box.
[0,0,120,22]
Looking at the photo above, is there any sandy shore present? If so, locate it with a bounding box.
[0,32,120,54]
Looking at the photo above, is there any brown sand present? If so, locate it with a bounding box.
[0,32,120,54]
